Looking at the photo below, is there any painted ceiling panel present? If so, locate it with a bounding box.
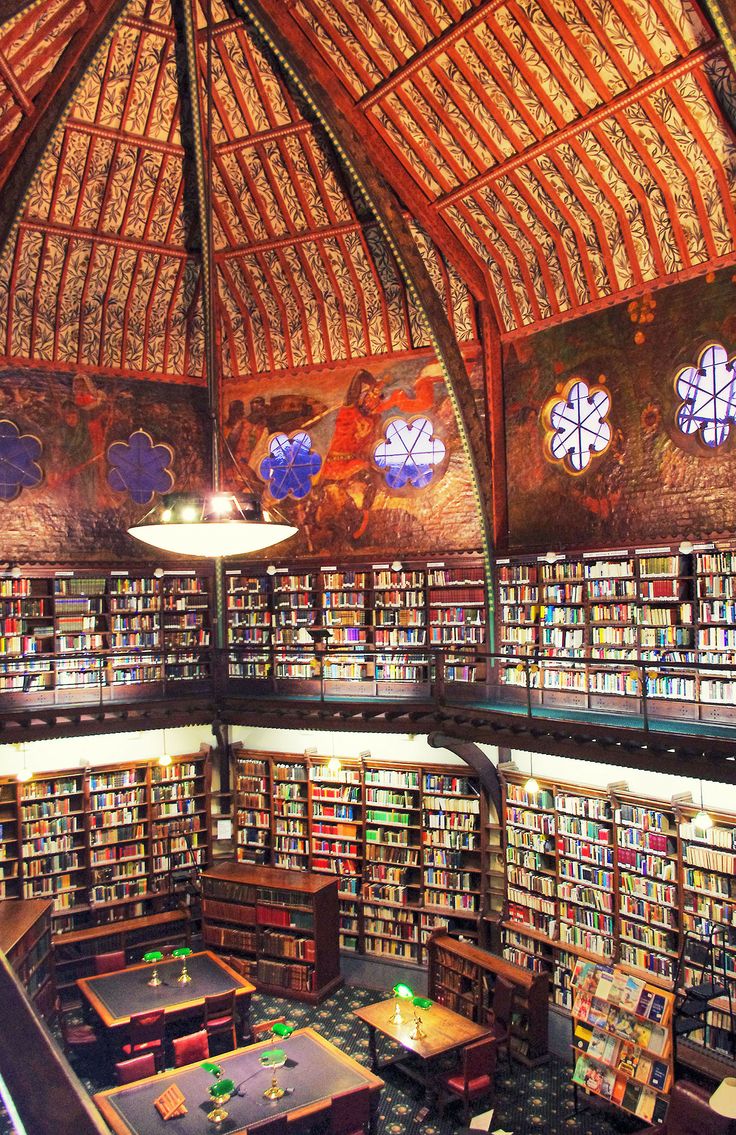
[285,0,736,332]
[0,0,88,155]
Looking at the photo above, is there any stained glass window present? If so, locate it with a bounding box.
[675,343,736,448]
[0,419,43,501]
[542,378,612,474]
[259,431,322,499]
[373,417,446,489]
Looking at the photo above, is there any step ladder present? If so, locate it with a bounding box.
[673,928,736,1059]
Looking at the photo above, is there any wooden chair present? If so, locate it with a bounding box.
[94,950,126,975]
[120,1009,166,1071]
[330,1084,371,1135]
[250,1016,286,1042]
[203,990,237,1052]
[56,997,101,1061]
[486,976,515,1068]
[115,1053,156,1085]
[173,1029,210,1067]
[439,1037,497,1126]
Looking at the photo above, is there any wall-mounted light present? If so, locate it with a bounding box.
[391,560,403,572]
[266,564,277,576]
[678,540,694,555]
[153,566,165,579]
[544,551,561,564]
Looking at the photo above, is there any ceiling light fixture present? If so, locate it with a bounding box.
[525,755,539,797]
[127,5,296,561]
[692,780,712,833]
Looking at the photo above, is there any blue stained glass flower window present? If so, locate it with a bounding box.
[675,343,736,448]
[542,379,612,474]
[107,429,174,505]
[260,431,322,500]
[373,417,446,489]
[0,419,43,502]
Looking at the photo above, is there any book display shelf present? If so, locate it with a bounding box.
[427,930,549,1065]
[373,566,428,692]
[0,569,212,702]
[200,861,341,1002]
[427,564,487,688]
[232,751,489,968]
[571,959,673,1124]
[320,569,372,691]
[0,751,211,943]
[0,899,54,1019]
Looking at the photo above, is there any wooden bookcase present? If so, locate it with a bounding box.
[234,753,271,864]
[200,861,341,1003]
[2,749,211,939]
[271,758,310,872]
[570,960,673,1124]
[0,898,55,1019]
[427,930,549,1065]
[225,568,271,684]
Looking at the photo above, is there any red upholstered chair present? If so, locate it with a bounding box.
[439,1037,497,1126]
[203,990,237,1052]
[115,1053,157,1085]
[120,1009,166,1071]
[632,1080,732,1135]
[173,1029,210,1068]
[486,976,515,1069]
[94,950,127,975]
[330,1084,371,1135]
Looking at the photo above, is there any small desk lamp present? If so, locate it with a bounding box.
[389,982,414,1024]
[410,995,432,1040]
[261,1022,294,1100]
[142,950,163,987]
[172,946,192,985]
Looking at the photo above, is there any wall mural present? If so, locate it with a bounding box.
[223,352,483,560]
[503,266,736,553]
[0,367,208,563]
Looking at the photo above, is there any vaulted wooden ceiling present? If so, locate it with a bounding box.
[0,0,733,384]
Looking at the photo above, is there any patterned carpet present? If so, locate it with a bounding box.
[1,985,641,1134]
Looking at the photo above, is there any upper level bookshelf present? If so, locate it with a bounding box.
[0,569,212,702]
[0,750,211,937]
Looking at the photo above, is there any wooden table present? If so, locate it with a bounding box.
[354,995,491,1101]
[94,1027,384,1135]
[77,950,255,1049]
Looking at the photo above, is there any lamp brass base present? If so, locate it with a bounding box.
[410,1016,426,1040]
[263,1076,285,1101]
[207,1102,230,1124]
[177,965,192,985]
[147,969,162,987]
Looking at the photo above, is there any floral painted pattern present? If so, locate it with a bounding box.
[675,342,736,448]
[106,429,174,505]
[259,432,322,500]
[0,419,43,501]
[373,417,446,488]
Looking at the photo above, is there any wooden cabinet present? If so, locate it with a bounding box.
[0,898,54,1019]
[201,861,341,1004]
[427,930,549,1066]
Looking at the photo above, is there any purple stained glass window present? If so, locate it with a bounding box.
[675,343,736,448]
[0,419,43,501]
[259,431,322,500]
[373,417,446,489]
[542,379,612,474]
[107,429,174,505]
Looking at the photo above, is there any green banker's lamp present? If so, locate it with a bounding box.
[261,1021,294,1100]
[172,946,193,985]
[389,982,414,1024]
[202,1062,235,1125]
[142,950,163,987]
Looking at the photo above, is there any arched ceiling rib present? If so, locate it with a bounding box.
[0,0,476,382]
[268,0,736,334]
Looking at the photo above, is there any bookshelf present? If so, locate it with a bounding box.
[0,575,54,700]
[427,563,487,689]
[556,787,616,962]
[88,763,149,915]
[54,575,108,694]
[234,753,271,864]
[320,569,372,691]
[0,899,54,1019]
[108,573,162,688]
[272,571,316,687]
[0,780,20,902]
[427,930,549,1065]
[696,550,736,714]
[150,754,210,898]
[363,763,422,964]
[571,959,674,1123]
[421,770,483,953]
[310,758,363,948]
[160,572,211,684]
[201,861,341,1002]
[271,758,310,872]
[373,566,428,692]
[20,771,87,933]
[497,560,539,689]
[226,569,271,684]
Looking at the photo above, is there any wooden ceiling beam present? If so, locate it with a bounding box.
[0,0,129,254]
[238,0,490,307]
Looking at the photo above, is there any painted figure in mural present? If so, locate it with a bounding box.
[225,394,327,484]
